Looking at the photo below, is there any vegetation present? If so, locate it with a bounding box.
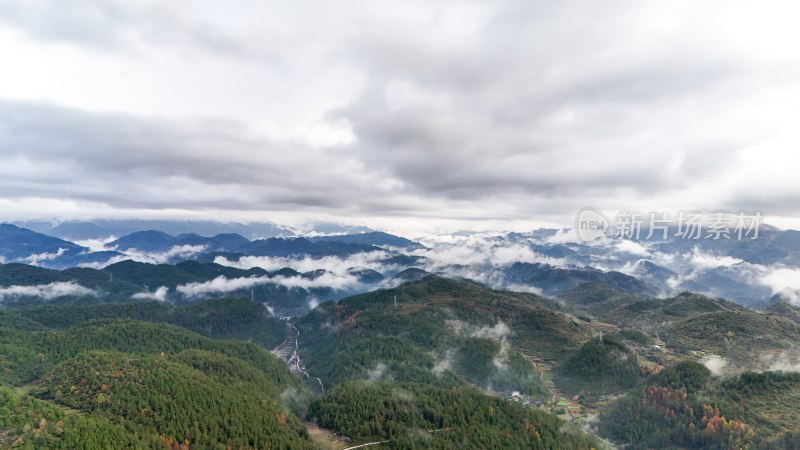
[0,297,287,349]
[455,337,549,397]
[4,270,799,449]
[309,380,599,449]
[663,310,800,363]
[600,361,800,449]
[555,334,642,394]
[0,386,158,449]
[0,278,609,449]
[0,313,314,449]
[294,277,579,394]
[36,351,315,449]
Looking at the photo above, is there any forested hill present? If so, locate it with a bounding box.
[0,297,287,349]
[0,318,315,449]
[0,283,604,449]
[3,273,799,449]
[295,275,590,390]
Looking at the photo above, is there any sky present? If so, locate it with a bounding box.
[1,0,799,234]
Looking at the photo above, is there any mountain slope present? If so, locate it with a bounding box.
[0,306,316,449]
[503,262,657,296]
[241,237,382,257]
[0,224,86,263]
[295,276,591,393]
[310,380,598,449]
[600,361,800,449]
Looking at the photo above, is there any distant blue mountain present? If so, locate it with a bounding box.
[49,221,110,240]
[104,231,386,262]
[106,231,251,254]
[56,251,125,268]
[241,237,382,257]
[14,220,295,240]
[309,231,425,249]
[196,233,250,251]
[0,223,86,263]
[632,260,678,284]
[502,262,657,296]
[651,224,800,265]
[303,222,373,235]
[109,230,176,252]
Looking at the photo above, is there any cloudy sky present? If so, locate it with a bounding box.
[1,0,799,233]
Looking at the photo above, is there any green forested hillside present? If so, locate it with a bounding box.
[36,351,315,450]
[559,287,745,327]
[0,280,607,449]
[103,260,205,289]
[0,315,315,449]
[5,273,798,449]
[555,334,643,394]
[295,276,587,393]
[559,284,800,367]
[663,310,800,362]
[309,381,597,449]
[0,318,294,386]
[0,264,72,286]
[0,264,142,302]
[0,297,286,349]
[0,386,159,449]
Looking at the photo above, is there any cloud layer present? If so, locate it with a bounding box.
[1,1,799,231]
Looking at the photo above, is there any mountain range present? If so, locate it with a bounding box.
[1,217,800,448]
[2,272,799,448]
[3,220,800,311]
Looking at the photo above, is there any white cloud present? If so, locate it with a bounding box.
[471,321,512,341]
[22,247,68,266]
[501,283,544,295]
[761,352,800,372]
[270,273,362,291]
[701,355,728,376]
[74,236,117,252]
[760,267,800,304]
[215,251,391,276]
[544,229,580,245]
[615,240,651,257]
[175,271,365,299]
[689,247,744,270]
[132,285,169,302]
[366,362,388,382]
[432,349,456,375]
[0,281,94,301]
[120,244,208,264]
[176,275,270,298]
[79,244,208,268]
[493,340,511,371]
[412,234,566,274]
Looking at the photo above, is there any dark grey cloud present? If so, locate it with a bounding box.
[0,98,392,212]
[337,2,758,201]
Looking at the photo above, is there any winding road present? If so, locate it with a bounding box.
[272,321,325,392]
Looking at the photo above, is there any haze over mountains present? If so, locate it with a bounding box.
[2,220,800,314]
